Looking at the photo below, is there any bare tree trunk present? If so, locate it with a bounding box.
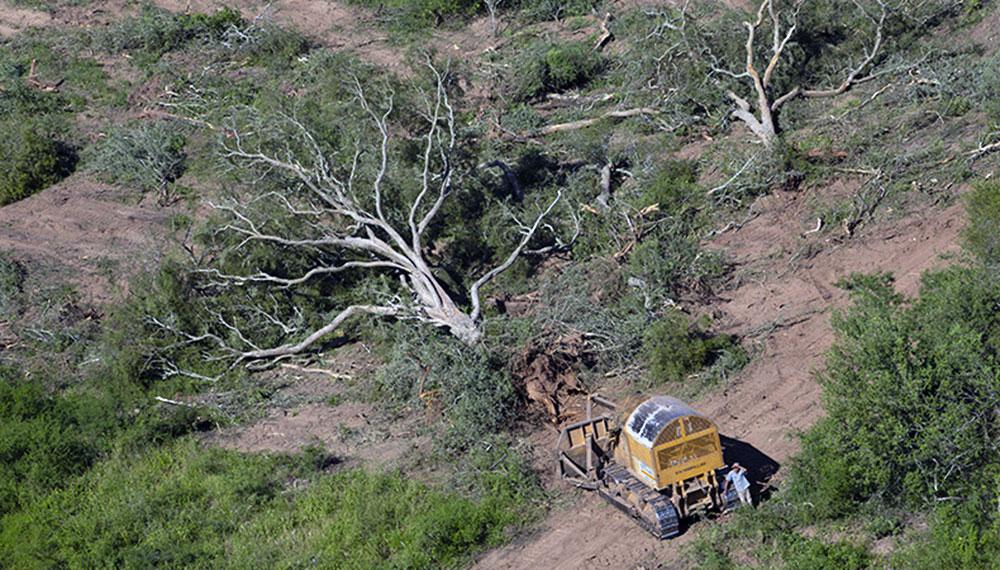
[170,59,562,365]
[713,0,887,149]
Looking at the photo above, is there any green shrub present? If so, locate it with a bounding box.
[781,536,871,570]
[0,61,66,117]
[97,6,242,63]
[0,254,25,318]
[891,495,1000,569]
[790,267,1000,519]
[683,498,868,569]
[644,310,741,384]
[963,179,1000,266]
[625,160,726,301]
[228,464,526,569]
[512,40,604,101]
[347,0,481,31]
[221,19,310,68]
[634,160,700,210]
[87,121,187,196]
[509,0,601,22]
[0,438,531,569]
[0,120,74,205]
[374,326,518,454]
[0,369,97,517]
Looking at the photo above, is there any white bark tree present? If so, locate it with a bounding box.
[190,61,560,364]
[711,0,888,148]
[484,0,502,36]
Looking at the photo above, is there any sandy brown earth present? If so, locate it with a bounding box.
[204,343,435,471]
[0,176,173,303]
[0,3,48,37]
[210,400,431,469]
[474,189,965,570]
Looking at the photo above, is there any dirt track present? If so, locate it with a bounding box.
[474,190,964,570]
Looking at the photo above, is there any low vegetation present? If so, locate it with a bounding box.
[87,121,188,201]
[0,121,73,205]
[1,436,534,569]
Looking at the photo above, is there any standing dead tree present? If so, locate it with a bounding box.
[711,0,888,148]
[188,61,560,365]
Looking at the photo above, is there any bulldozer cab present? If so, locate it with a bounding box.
[617,396,725,490]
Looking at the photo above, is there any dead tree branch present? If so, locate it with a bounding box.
[714,0,888,148]
[969,130,1000,160]
[181,59,560,365]
[594,12,614,51]
[534,107,658,136]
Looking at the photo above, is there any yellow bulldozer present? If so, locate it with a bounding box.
[556,394,741,538]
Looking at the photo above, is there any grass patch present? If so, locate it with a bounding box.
[0,437,534,569]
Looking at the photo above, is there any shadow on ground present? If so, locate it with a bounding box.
[721,434,781,501]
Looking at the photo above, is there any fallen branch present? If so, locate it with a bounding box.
[596,162,613,210]
[534,107,657,136]
[25,59,63,93]
[545,92,615,103]
[141,108,219,131]
[279,362,352,380]
[594,12,614,51]
[969,138,1000,160]
[802,217,822,235]
[155,396,196,407]
[707,156,756,196]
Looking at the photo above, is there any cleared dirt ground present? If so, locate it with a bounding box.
[0,176,173,303]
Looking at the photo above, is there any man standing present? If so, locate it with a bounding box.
[724,463,753,508]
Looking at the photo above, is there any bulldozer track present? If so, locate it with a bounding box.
[599,463,680,539]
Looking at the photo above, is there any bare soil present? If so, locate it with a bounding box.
[204,343,433,470]
[210,401,431,469]
[0,175,173,303]
[0,3,49,37]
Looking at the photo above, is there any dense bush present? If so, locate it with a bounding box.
[511,40,605,101]
[644,309,742,384]
[963,179,1000,266]
[0,369,97,517]
[0,120,74,205]
[87,121,187,197]
[789,269,1000,519]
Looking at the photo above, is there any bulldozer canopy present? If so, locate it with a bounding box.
[625,396,706,448]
